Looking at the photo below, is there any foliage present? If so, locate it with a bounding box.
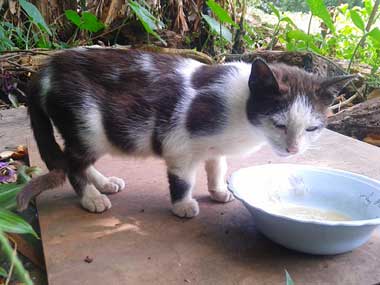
[0,165,39,284]
[128,0,166,45]
[65,10,105,33]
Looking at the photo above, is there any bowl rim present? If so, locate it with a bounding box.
[227,163,380,227]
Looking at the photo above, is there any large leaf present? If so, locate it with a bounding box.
[306,0,334,33]
[206,0,238,28]
[350,10,365,32]
[282,17,297,28]
[19,0,52,36]
[65,10,81,27]
[285,270,295,285]
[368,27,380,43]
[64,10,104,32]
[286,29,312,42]
[129,0,166,45]
[0,209,38,239]
[0,183,24,210]
[267,3,280,19]
[81,12,105,33]
[202,14,232,43]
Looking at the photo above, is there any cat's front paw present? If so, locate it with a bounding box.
[99,176,125,194]
[172,199,199,218]
[81,193,112,213]
[209,190,235,203]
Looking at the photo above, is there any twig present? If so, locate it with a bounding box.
[6,60,36,73]
[79,22,131,45]
[312,52,364,98]
[0,49,51,56]
[330,92,359,111]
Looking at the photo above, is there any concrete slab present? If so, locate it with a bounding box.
[31,130,380,285]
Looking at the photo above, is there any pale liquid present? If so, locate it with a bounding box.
[274,205,352,221]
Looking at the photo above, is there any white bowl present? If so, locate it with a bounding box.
[227,164,380,255]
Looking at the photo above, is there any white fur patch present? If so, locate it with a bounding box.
[172,198,199,218]
[86,166,125,194]
[39,67,51,112]
[80,185,112,213]
[79,101,118,156]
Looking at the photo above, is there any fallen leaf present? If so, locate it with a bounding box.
[367,89,380,100]
[0,151,14,160]
[363,134,380,146]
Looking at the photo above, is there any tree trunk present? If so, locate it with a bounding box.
[327,97,380,140]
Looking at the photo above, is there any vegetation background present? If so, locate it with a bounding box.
[0,0,379,284]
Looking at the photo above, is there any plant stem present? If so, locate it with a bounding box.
[306,13,313,50]
[25,22,33,50]
[269,21,280,50]
[365,0,379,32]
[347,33,367,73]
[5,245,16,285]
[0,232,33,285]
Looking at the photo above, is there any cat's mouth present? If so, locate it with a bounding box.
[272,148,298,158]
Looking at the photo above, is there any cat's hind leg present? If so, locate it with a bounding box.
[205,157,234,203]
[66,153,111,213]
[86,166,125,194]
[166,157,199,218]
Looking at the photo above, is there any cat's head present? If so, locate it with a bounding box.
[246,58,356,157]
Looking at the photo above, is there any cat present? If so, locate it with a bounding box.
[17,48,355,218]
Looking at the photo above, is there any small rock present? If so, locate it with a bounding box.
[184,279,191,283]
[140,209,145,213]
[84,256,93,263]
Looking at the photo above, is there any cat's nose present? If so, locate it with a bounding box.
[286,145,299,154]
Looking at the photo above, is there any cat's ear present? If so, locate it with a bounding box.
[318,74,358,105]
[249,58,280,96]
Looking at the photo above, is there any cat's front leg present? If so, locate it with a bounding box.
[166,158,199,218]
[205,157,234,203]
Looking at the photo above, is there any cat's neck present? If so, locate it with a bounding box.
[205,62,267,156]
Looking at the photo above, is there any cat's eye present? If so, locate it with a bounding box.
[273,123,286,130]
[306,126,319,132]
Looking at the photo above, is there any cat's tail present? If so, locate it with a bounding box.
[17,77,67,211]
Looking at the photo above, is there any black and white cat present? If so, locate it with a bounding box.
[17,48,355,218]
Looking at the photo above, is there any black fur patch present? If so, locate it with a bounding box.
[186,91,227,136]
[191,65,236,89]
[167,173,190,203]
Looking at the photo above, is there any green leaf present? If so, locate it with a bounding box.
[0,209,38,239]
[8,93,19,108]
[350,10,365,32]
[206,0,238,28]
[285,270,295,285]
[243,34,254,46]
[267,3,280,19]
[281,17,297,28]
[16,165,31,184]
[202,14,232,43]
[129,0,166,45]
[0,183,24,210]
[81,12,105,33]
[306,0,334,33]
[65,10,81,27]
[286,29,312,42]
[364,0,373,16]
[0,267,7,278]
[19,0,52,36]
[368,28,380,43]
